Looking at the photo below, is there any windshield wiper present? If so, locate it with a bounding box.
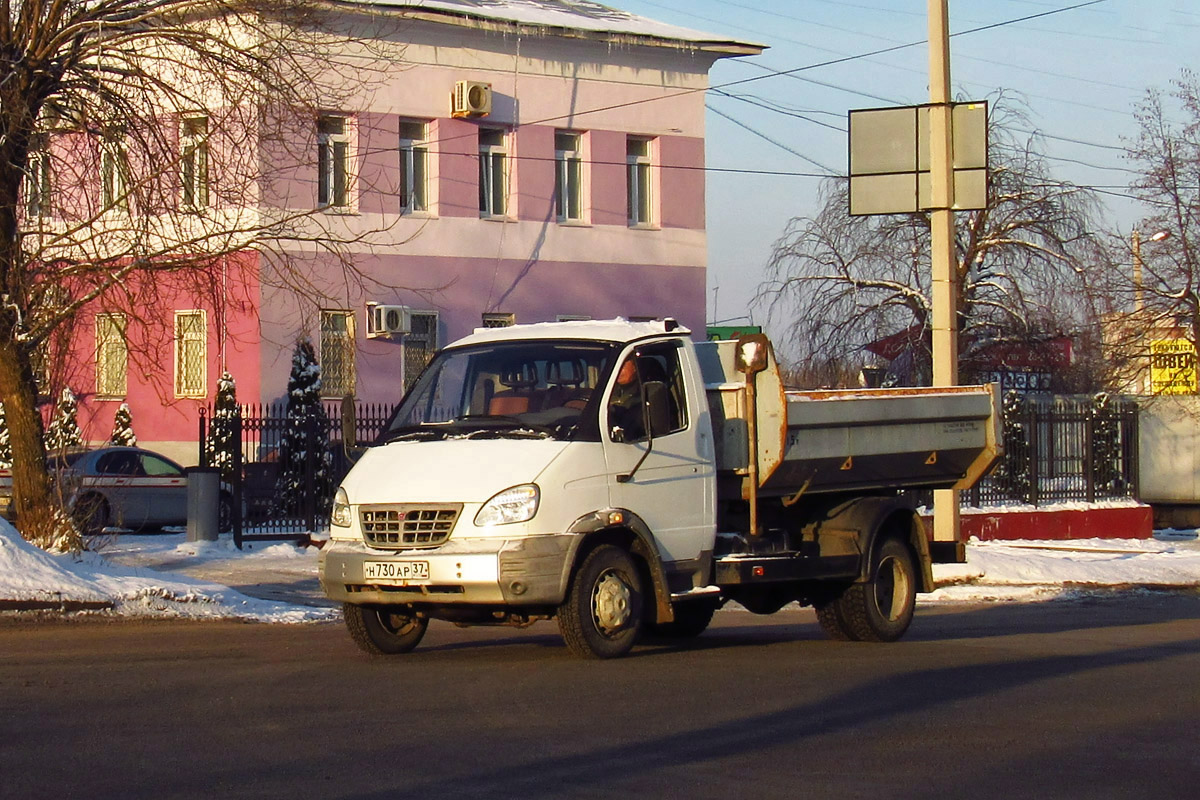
[451,415,556,438]
[377,427,447,444]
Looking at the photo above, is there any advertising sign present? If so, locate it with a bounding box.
[1150,339,1197,395]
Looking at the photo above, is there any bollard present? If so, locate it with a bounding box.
[186,466,221,542]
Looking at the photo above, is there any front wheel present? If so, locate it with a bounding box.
[815,537,917,643]
[343,604,428,655]
[558,545,644,659]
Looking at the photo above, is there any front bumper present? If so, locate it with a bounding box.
[320,533,577,607]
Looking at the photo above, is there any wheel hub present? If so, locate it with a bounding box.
[591,570,632,633]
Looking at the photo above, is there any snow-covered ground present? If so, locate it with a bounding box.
[2,518,1199,622]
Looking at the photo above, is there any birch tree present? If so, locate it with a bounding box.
[1,0,400,551]
[757,97,1113,388]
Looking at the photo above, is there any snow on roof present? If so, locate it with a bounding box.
[348,0,765,53]
[449,317,691,348]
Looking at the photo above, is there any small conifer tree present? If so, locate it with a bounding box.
[46,387,84,453]
[274,339,333,519]
[208,372,240,481]
[0,403,11,468]
[109,403,138,446]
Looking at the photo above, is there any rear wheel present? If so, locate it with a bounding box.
[815,537,917,642]
[73,495,110,537]
[343,604,428,655]
[558,545,644,659]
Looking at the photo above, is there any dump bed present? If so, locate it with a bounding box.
[697,339,1001,498]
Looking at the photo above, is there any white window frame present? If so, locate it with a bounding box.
[96,313,128,398]
[174,310,207,398]
[555,131,584,223]
[627,136,654,227]
[478,128,509,218]
[25,137,51,219]
[319,309,356,398]
[100,131,129,212]
[398,120,430,214]
[180,116,209,211]
[318,114,354,210]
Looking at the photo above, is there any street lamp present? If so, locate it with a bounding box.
[1133,228,1172,313]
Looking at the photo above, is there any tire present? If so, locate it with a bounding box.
[647,599,717,639]
[73,495,110,537]
[217,492,234,533]
[815,537,917,643]
[343,604,429,655]
[558,545,644,659]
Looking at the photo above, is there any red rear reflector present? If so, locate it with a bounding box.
[752,566,765,577]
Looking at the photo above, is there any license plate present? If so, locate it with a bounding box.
[363,560,430,583]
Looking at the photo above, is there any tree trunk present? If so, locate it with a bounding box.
[0,322,79,553]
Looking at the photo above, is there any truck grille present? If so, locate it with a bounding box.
[360,505,462,549]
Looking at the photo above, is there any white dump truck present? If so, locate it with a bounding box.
[320,319,1001,658]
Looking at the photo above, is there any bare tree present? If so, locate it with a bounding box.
[1,0,401,551]
[1106,69,1200,391]
[757,96,1113,389]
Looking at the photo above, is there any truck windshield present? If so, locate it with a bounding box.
[380,340,619,443]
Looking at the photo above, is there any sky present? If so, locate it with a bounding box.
[609,0,1199,339]
[3,518,1199,621]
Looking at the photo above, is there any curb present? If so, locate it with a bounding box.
[0,599,115,612]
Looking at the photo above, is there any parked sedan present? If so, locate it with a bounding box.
[0,447,231,535]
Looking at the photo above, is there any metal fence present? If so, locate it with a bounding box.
[950,393,1140,508]
[199,399,397,546]
[201,392,1140,544]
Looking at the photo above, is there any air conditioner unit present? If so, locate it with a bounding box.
[452,80,492,118]
[366,303,412,338]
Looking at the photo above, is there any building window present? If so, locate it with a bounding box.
[24,136,51,219]
[627,137,653,227]
[478,128,508,218]
[180,116,209,210]
[96,314,128,398]
[320,309,356,397]
[557,314,592,322]
[404,311,439,392]
[555,132,583,222]
[100,132,129,212]
[399,120,429,214]
[318,115,352,209]
[482,312,515,328]
[174,310,207,398]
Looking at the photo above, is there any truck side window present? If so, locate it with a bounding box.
[607,343,688,442]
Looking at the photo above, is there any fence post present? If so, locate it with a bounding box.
[1027,402,1040,507]
[233,408,244,549]
[198,407,209,467]
[1085,401,1096,503]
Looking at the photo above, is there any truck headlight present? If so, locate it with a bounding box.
[331,487,352,528]
[475,484,539,527]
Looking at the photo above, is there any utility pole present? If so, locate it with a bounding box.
[928,0,960,548]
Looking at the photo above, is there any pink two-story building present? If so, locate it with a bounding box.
[57,1,762,463]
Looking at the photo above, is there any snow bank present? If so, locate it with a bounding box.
[0,519,335,622]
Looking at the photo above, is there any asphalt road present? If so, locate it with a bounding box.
[2,594,1199,800]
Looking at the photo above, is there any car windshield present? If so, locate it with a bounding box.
[381,340,619,443]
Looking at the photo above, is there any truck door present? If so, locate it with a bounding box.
[603,341,715,563]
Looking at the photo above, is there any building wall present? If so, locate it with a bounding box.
[53,12,730,459]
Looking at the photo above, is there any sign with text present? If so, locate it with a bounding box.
[1150,339,1197,395]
